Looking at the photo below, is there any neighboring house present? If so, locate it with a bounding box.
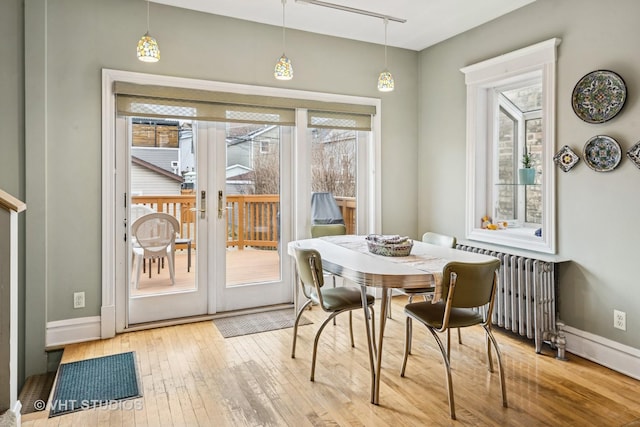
[131,156,183,196]
[226,164,254,194]
[227,124,279,169]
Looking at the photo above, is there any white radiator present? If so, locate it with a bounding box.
[456,244,566,359]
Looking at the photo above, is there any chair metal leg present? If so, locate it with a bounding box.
[367,305,377,357]
[386,293,392,319]
[427,327,456,420]
[332,274,337,325]
[407,315,413,355]
[484,325,508,408]
[311,311,342,381]
[348,311,354,347]
[486,328,494,372]
[400,316,412,377]
[446,329,451,363]
[291,299,313,358]
[458,328,462,344]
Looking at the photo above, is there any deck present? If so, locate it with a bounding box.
[130,248,281,297]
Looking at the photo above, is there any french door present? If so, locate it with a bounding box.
[203,120,293,313]
[121,117,292,326]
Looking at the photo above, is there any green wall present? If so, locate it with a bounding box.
[18,0,418,376]
[0,0,26,387]
[418,0,640,349]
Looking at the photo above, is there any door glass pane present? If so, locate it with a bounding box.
[225,123,282,286]
[309,128,357,233]
[129,118,197,297]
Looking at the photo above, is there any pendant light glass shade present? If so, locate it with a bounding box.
[274,0,293,80]
[137,32,160,62]
[274,54,293,80]
[377,70,395,92]
[377,18,394,92]
[137,0,160,62]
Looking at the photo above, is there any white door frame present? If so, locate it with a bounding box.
[101,68,381,338]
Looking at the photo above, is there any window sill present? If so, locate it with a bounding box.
[466,227,554,254]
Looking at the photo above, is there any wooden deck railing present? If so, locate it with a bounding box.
[131,194,356,249]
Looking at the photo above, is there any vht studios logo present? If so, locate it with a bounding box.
[34,399,143,412]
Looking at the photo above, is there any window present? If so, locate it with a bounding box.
[494,82,542,226]
[461,38,560,253]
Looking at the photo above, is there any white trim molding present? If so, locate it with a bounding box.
[461,38,561,254]
[46,316,101,348]
[563,325,640,380]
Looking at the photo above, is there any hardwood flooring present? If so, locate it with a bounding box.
[22,296,640,426]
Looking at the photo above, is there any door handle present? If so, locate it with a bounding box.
[189,190,206,219]
[218,190,224,219]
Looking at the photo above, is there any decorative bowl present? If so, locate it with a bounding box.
[366,235,413,257]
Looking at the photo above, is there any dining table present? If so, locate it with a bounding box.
[287,234,498,405]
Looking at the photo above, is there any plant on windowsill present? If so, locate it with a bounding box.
[519,145,535,185]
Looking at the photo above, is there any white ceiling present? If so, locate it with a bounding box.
[152,0,536,51]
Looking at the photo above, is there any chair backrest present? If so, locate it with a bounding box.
[311,223,347,238]
[441,259,501,311]
[294,248,325,289]
[422,231,457,249]
[311,192,345,225]
[132,213,179,257]
[131,204,155,223]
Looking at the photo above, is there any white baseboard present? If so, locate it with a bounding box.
[563,325,640,380]
[46,316,101,348]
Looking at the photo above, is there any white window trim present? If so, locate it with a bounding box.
[460,38,561,254]
[101,68,381,338]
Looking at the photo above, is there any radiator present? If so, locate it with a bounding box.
[456,244,566,359]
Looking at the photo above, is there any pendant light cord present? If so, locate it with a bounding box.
[281,0,287,52]
[383,18,388,68]
[146,0,151,33]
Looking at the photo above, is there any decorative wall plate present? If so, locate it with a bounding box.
[553,145,580,172]
[583,135,622,172]
[627,141,640,169]
[571,70,626,123]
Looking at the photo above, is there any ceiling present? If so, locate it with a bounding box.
[152,0,536,51]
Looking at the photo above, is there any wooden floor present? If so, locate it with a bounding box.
[22,296,640,426]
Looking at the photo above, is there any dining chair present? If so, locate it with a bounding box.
[387,231,457,319]
[310,223,347,238]
[131,212,180,289]
[291,247,375,381]
[400,258,506,420]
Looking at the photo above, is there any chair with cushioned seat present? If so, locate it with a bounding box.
[400,258,506,420]
[387,232,457,319]
[311,223,347,238]
[291,247,375,381]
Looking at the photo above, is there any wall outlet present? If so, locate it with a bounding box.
[614,309,626,331]
[73,292,85,309]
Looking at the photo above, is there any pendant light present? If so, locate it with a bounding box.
[137,0,160,63]
[274,0,293,80]
[377,18,394,92]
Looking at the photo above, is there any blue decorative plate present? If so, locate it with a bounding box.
[572,70,626,124]
[583,135,621,172]
[553,145,580,172]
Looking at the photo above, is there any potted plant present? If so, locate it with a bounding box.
[519,145,535,185]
